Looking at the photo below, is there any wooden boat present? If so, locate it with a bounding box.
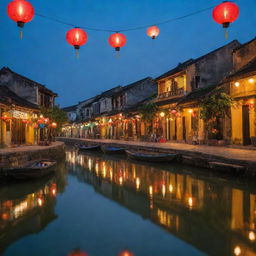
[6,160,57,180]
[126,150,177,163]
[101,145,126,154]
[76,144,101,151]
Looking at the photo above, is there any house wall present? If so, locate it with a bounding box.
[126,79,156,108]
[186,40,240,93]
[100,97,112,113]
[0,69,56,107]
[233,39,256,71]
[0,71,38,105]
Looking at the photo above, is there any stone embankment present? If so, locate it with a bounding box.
[0,142,65,171]
[58,137,256,175]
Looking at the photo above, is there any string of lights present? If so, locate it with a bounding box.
[7,0,240,55]
[35,0,238,33]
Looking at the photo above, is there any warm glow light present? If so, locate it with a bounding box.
[249,78,255,84]
[235,82,240,87]
[118,250,134,256]
[188,197,193,208]
[162,184,166,197]
[249,231,255,241]
[188,109,193,113]
[51,189,56,196]
[119,176,123,185]
[160,112,165,117]
[234,246,241,256]
[38,198,43,207]
[149,185,153,196]
[136,177,140,190]
[169,184,173,193]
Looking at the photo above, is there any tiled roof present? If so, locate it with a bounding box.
[156,40,240,81]
[62,104,78,112]
[0,85,39,110]
[0,67,57,97]
[226,57,256,81]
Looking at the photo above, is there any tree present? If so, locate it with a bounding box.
[40,106,68,138]
[138,102,158,135]
[200,87,233,140]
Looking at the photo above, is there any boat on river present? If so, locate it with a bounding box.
[6,160,57,180]
[76,144,101,151]
[126,150,177,163]
[101,145,126,154]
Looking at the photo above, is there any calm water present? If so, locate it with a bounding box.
[1,148,256,256]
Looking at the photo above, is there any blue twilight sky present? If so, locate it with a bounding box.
[0,0,255,107]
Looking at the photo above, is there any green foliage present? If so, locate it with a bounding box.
[40,105,68,133]
[200,87,233,123]
[138,102,158,123]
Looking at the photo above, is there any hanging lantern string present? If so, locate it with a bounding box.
[35,0,238,33]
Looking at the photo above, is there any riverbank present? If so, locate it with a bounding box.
[58,137,256,175]
[0,142,65,170]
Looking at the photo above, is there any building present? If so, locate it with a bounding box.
[62,104,78,123]
[98,77,156,140]
[225,38,256,145]
[0,86,39,147]
[154,40,241,144]
[0,67,57,108]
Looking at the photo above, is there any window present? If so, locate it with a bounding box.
[195,76,200,89]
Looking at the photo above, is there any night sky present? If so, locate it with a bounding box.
[0,0,255,107]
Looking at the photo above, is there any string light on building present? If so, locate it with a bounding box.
[249,78,255,84]
[234,246,241,256]
[249,231,256,241]
[160,112,165,117]
[234,82,240,87]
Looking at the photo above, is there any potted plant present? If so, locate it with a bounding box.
[200,87,233,146]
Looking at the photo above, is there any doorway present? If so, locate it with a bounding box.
[242,105,251,145]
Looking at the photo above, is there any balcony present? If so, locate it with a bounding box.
[158,88,185,99]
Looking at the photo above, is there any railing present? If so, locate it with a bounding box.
[158,88,184,99]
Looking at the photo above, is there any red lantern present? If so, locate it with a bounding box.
[147,26,160,39]
[51,122,57,128]
[66,28,88,58]
[7,0,34,39]
[108,33,126,52]
[212,1,239,38]
[67,249,88,256]
[118,250,134,256]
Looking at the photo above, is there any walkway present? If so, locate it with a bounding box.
[59,138,256,162]
[0,141,64,155]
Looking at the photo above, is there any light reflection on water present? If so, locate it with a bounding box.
[66,150,256,256]
[0,149,256,256]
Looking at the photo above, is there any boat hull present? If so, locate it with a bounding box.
[126,150,177,163]
[6,160,57,180]
[101,146,126,154]
[76,144,101,151]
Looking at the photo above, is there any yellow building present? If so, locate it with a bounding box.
[226,38,256,145]
[228,63,256,145]
[155,40,239,144]
[0,86,39,147]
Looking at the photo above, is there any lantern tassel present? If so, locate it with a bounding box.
[224,28,228,40]
[75,49,80,59]
[116,51,120,59]
[19,28,23,40]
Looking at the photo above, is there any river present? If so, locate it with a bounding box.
[0,147,256,256]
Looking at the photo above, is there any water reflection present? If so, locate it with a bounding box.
[66,150,256,256]
[0,162,68,254]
